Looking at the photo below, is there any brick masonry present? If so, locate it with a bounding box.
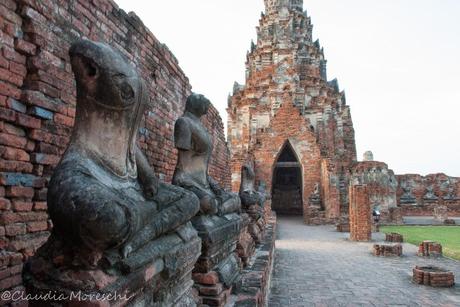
[413,266,455,288]
[0,0,230,294]
[373,244,402,257]
[228,0,357,224]
[349,185,372,242]
[418,241,443,258]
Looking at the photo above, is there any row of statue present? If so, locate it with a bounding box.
[23,40,267,306]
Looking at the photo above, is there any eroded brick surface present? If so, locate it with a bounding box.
[0,0,230,293]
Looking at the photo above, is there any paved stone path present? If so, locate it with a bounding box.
[268,216,460,307]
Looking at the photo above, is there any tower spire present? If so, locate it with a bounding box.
[264,0,303,14]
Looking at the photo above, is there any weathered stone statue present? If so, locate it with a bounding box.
[24,40,201,306]
[173,94,240,216]
[239,163,266,244]
[424,186,438,201]
[400,186,416,204]
[173,93,242,306]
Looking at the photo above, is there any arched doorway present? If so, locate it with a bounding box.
[271,141,303,215]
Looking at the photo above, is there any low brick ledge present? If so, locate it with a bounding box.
[413,266,455,287]
[373,243,402,257]
[233,213,277,307]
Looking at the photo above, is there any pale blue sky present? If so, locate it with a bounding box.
[115,0,460,177]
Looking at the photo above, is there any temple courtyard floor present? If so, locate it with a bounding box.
[268,216,460,307]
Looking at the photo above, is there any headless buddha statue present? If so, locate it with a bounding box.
[173,93,241,216]
[24,40,201,306]
[173,94,242,292]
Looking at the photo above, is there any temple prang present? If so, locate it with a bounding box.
[228,0,357,224]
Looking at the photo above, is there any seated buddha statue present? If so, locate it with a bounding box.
[24,40,201,306]
[173,94,242,292]
[239,163,266,243]
[172,93,241,216]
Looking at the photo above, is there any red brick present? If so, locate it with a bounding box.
[0,160,33,173]
[0,55,8,69]
[0,212,21,225]
[9,62,26,77]
[33,201,47,210]
[17,211,48,222]
[6,186,35,198]
[5,223,26,236]
[0,146,30,161]
[11,201,33,212]
[0,107,16,122]
[0,81,21,99]
[21,90,63,113]
[0,133,27,148]
[54,113,74,127]
[26,221,48,232]
[2,47,25,65]
[25,81,60,99]
[0,198,11,210]
[14,39,37,55]
[0,67,22,87]
[16,113,41,129]
[0,95,7,106]
[2,123,25,136]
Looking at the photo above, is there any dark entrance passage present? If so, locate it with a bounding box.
[271,142,303,215]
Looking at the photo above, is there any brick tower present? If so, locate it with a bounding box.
[228,0,357,223]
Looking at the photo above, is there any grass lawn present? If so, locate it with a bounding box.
[380,226,460,261]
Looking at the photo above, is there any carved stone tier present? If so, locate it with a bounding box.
[25,223,201,306]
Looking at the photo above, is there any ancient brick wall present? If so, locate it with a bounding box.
[351,161,398,222]
[251,99,322,223]
[0,0,230,294]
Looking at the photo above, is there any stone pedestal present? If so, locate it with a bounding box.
[234,214,277,307]
[24,223,201,306]
[237,214,256,267]
[418,241,442,257]
[245,204,265,244]
[191,214,242,306]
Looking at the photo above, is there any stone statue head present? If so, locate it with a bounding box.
[69,39,147,177]
[185,93,211,117]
